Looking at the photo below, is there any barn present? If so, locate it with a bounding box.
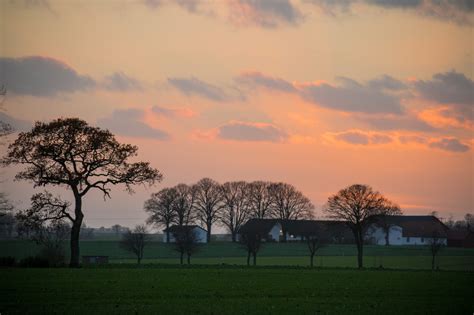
[238,219,354,243]
[237,219,282,242]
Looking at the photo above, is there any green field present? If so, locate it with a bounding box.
[2,240,474,270]
[1,267,473,314]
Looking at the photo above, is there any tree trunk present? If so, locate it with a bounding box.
[253,252,257,266]
[180,252,184,265]
[247,251,250,266]
[281,227,287,242]
[69,194,83,268]
[385,228,390,246]
[166,223,170,243]
[357,241,363,269]
[187,254,191,265]
[431,254,435,271]
[231,231,236,242]
[137,256,141,264]
[310,254,314,268]
[206,222,212,243]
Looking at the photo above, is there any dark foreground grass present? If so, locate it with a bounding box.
[1,267,473,314]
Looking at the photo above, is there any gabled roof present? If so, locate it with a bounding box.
[370,215,448,238]
[163,225,206,233]
[283,220,353,239]
[238,219,280,235]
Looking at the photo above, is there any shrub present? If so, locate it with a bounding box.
[0,256,16,267]
[19,256,50,268]
[39,245,66,267]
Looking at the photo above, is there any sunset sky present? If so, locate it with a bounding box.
[1,0,472,229]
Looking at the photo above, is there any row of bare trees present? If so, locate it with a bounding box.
[144,179,315,243]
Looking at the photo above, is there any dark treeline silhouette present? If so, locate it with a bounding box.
[145,178,314,243]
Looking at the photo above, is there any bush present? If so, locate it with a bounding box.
[0,256,16,267]
[39,245,66,267]
[18,256,50,268]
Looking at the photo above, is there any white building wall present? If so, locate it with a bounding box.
[366,224,447,246]
[269,223,282,242]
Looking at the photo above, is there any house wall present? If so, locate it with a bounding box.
[366,225,447,246]
[269,223,282,242]
[367,225,403,245]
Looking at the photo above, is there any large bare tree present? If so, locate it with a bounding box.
[145,187,178,243]
[2,118,162,267]
[247,181,273,219]
[324,184,392,269]
[173,183,197,226]
[268,182,314,241]
[192,178,224,242]
[220,181,251,242]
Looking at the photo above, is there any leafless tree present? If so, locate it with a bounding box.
[0,192,13,218]
[119,225,150,264]
[324,184,393,269]
[172,227,200,264]
[220,181,251,242]
[145,187,177,243]
[16,198,70,266]
[193,178,224,242]
[173,184,197,226]
[0,85,13,140]
[302,225,327,268]
[2,118,162,267]
[0,212,16,238]
[111,224,122,236]
[247,181,273,219]
[428,230,444,271]
[239,230,263,266]
[373,202,402,246]
[269,182,314,241]
[465,213,473,231]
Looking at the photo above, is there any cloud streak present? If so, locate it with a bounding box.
[228,0,303,28]
[97,109,170,140]
[428,137,470,152]
[308,0,474,25]
[217,121,288,142]
[168,76,243,102]
[0,56,95,97]
[102,72,142,92]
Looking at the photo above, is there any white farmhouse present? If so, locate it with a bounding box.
[163,225,208,243]
[366,215,448,246]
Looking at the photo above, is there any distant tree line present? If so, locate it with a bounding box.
[144,178,315,243]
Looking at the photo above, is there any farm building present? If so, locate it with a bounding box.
[163,225,208,243]
[447,230,474,248]
[366,215,448,246]
[237,219,354,243]
[237,219,282,242]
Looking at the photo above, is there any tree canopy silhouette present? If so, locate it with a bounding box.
[324,184,396,269]
[2,118,162,267]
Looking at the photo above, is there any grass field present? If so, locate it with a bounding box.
[2,240,474,270]
[1,267,473,314]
